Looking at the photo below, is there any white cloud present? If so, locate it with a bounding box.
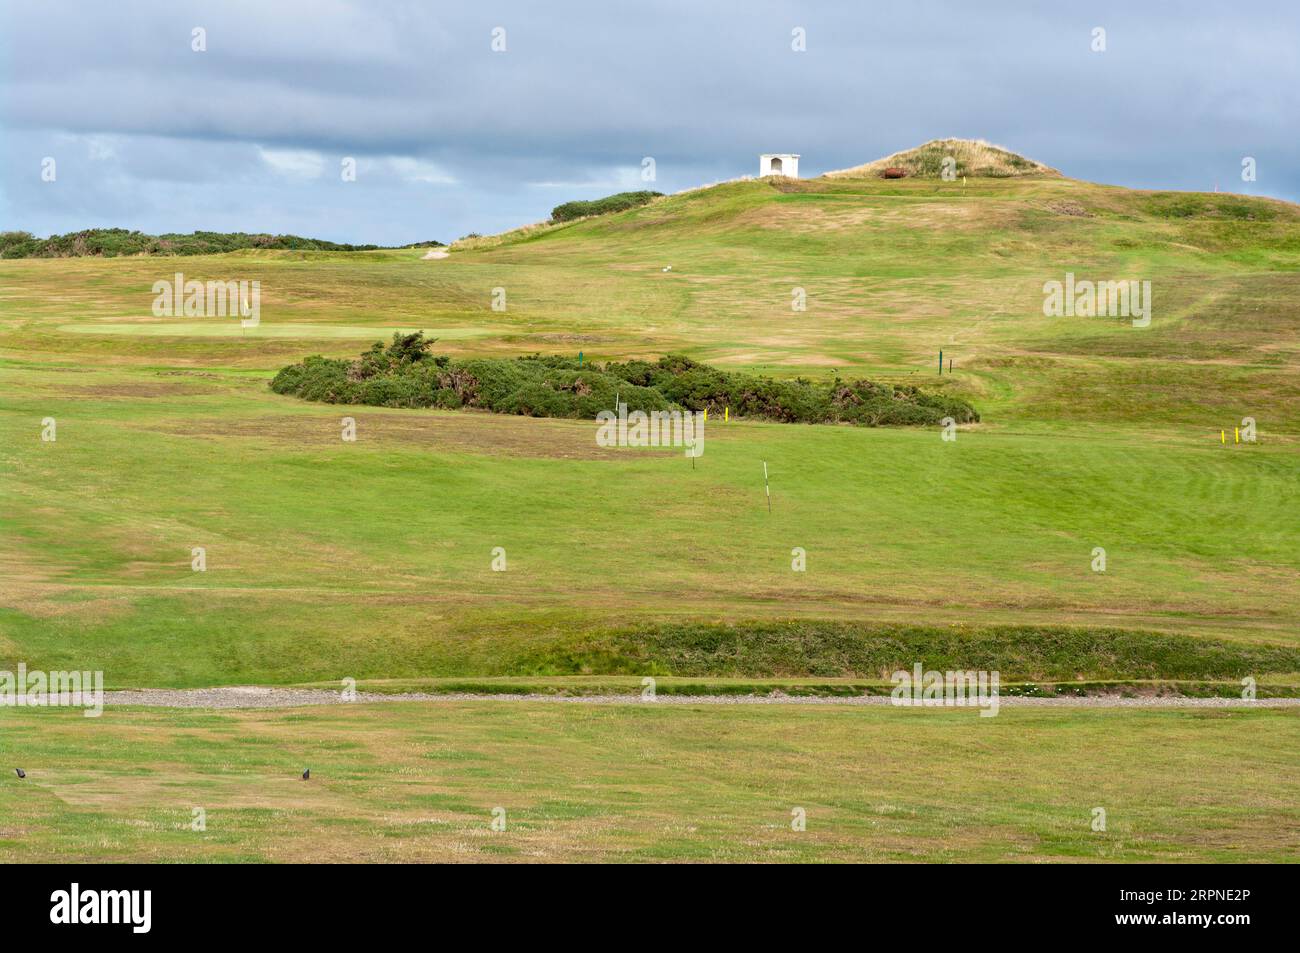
[381,156,456,185]
[84,135,120,161]
[527,167,645,191]
[258,147,326,179]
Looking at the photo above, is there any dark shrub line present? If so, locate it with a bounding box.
[0,228,444,259]
[551,190,663,223]
[271,332,980,427]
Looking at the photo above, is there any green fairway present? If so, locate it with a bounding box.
[2,701,1296,863]
[0,357,1297,686]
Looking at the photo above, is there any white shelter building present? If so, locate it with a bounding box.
[759,154,800,177]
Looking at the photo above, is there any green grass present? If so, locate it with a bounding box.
[0,368,1295,686]
[2,702,1296,862]
[1,171,1298,689]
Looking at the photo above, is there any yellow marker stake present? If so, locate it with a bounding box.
[703,408,708,422]
[1221,430,1226,444]
[725,407,729,423]
[1235,427,1240,444]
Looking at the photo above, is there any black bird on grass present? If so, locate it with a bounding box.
[302,769,310,781]
[15,769,25,779]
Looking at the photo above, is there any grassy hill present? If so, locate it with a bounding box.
[1,142,1298,688]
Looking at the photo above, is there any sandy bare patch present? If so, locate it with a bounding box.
[422,249,450,260]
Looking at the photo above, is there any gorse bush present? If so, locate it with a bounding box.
[0,231,37,255]
[551,190,663,223]
[271,334,980,427]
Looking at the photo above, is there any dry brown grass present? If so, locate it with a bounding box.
[449,220,565,251]
[826,138,1060,179]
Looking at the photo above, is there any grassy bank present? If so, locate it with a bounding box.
[510,621,1300,680]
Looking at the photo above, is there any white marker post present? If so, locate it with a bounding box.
[763,461,771,513]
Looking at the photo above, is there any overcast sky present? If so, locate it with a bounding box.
[2,0,1297,245]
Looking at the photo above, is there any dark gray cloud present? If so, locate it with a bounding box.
[2,0,1296,244]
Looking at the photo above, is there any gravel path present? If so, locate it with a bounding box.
[100,686,1300,710]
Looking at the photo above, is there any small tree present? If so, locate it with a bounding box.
[384,331,437,365]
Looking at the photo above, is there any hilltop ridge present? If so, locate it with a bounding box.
[825,138,1060,179]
